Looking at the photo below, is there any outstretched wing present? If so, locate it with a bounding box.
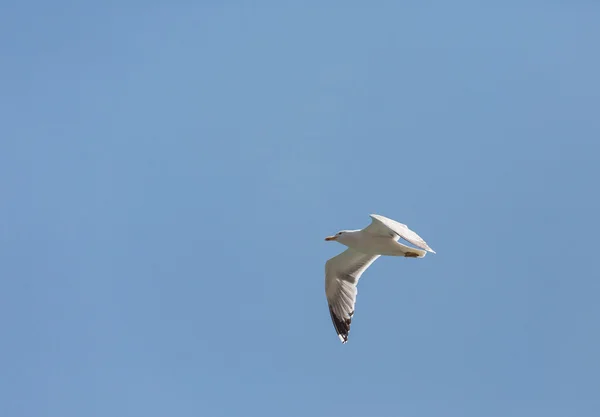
[365,214,436,253]
[325,248,380,344]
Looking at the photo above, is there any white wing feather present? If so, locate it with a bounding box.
[365,214,436,253]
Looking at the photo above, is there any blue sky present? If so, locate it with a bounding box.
[1,2,599,417]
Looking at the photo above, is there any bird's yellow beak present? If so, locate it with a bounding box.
[325,235,337,241]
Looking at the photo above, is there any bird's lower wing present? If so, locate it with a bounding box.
[325,249,380,343]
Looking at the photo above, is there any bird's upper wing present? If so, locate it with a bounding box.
[325,248,380,344]
[365,214,436,253]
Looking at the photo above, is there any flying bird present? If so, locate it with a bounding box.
[324,214,436,344]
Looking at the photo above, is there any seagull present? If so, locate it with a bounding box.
[324,214,436,344]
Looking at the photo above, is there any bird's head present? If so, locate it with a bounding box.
[324,230,354,243]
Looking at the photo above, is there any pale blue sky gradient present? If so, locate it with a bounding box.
[1,3,599,417]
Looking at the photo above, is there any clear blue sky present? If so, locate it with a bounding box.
[1,2,599,417]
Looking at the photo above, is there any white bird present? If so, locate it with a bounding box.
[324,214,436,344]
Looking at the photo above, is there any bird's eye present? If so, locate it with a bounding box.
[337,232,342,235]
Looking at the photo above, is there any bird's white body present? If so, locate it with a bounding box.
[324,214,436,344]
[334,229,424,257]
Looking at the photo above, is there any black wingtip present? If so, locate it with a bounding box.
[329,305,352,344]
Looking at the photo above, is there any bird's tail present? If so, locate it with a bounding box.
[397,242,427,258]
